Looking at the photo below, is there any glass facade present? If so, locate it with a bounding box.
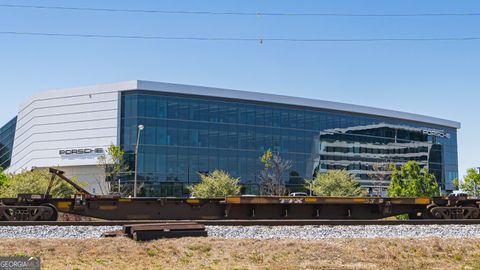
[0,117,17,169]
[120,90,458,197]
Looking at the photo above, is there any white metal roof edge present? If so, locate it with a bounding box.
[136,80,461,129]
[18,80,139,112]
[13,80,460,129]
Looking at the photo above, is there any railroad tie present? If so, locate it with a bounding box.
[102,222,207,241]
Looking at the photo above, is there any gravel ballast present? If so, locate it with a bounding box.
[207,225,480,239]
[0,226,122,239]
[1,225,480,239]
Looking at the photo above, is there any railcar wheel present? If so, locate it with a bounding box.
[463,204,480,219]
[429,206,480,219]
[39,203,58,221]
[0,206,13,221]
[0,205,58,221]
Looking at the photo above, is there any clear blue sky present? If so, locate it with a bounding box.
[0,0,479,179]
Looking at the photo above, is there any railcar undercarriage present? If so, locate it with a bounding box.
[0,168,478,221]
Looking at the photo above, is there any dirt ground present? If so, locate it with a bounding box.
[0,237,479,270]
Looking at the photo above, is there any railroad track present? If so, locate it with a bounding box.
[1,219,480,226]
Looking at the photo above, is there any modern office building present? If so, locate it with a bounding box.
[0,80,460,196]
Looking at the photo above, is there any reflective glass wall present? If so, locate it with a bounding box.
[0,117,17,169]
[120,91,458,197]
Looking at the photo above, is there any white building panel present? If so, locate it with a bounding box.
[15,99,118,138]
[14,118,118,144]
[9,81,138,173]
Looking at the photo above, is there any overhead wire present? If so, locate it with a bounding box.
[0,31,479,42]
[0,3,479,17]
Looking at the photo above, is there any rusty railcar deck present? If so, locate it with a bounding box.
[1,195,434,221]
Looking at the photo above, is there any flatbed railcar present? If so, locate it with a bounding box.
[0,168,479,221]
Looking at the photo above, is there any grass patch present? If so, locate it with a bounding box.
[1,238,480,269]
[187,244,211,253]
[146,249,157,257]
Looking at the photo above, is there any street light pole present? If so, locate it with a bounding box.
[134,124,144,198]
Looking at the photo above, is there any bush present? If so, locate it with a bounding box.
[0,169,84,198]
[387,161,439,198]
[306,170,367,197]
[0,168,8,189]
[457,168,480,196]
[188,170,241,198]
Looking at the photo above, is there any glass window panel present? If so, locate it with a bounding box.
[225,105,238,123]
[209,123,219,148]
[218,128,229,149]
[167,121,178,146]
[228,150,239,176]
[198,148,210,174]
[218,104,230,123]
[123,95,133,117]
[166,147,178,179]
[178,127,189,146]
[177,100,189,120]
[281,110,289,128]
[167,100,178,119]
[178,148,189,175]
[245,106,255,125]
[209,103,219,122]
[239,152,248,176]
[155,148,166,174]
[246,129,255,150]
[188,147,199,174]
[138,95,147,117]
[238,105,247,125]
[289,111,297,128]
[198,125,209,148]
[238,126,247,150]
[304,112,314,130]
[189,126,199,147]
[296,110,305,129]
[196,101,209,122]
[218,149,229,171]
[227,125,238,149]
[156,120,167,145]
[144,123,156,144]
[273,109,282,127]
[264,108,273,127]
[145,97,157,117]
[157,98,167,118]
[145,150,156,172]
[209,149,219,171]
[255,106,265,126]
[137,151,145,173]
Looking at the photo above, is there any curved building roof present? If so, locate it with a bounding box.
[20,80,460,129]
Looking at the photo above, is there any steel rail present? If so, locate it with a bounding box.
[1,219,480,226]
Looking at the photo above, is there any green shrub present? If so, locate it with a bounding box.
[0,168,84,198]
[188,170,241,198]
[306,170,367,197]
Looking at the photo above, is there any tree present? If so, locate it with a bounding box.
[188,170,241,198]
[306,170,367,197]
[259,150,292,196]
[452,178,460,190]
[458,168,480,196]
[387,161,439,198]
[0,168,8,189]
[368,163,390,196]
[97,144,129,195]
[0,169,83,198]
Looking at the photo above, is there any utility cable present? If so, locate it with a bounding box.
[0,31,480,42]
[0,4,479,17]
